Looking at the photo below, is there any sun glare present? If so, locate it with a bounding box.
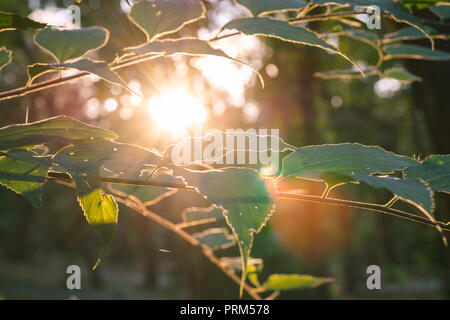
[147,88,207,137]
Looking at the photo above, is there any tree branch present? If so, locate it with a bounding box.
[276,192,450,232]
[0,53,162,102]
[114,196,264,300]
[47,171,450,232]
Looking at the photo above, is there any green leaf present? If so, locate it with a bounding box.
[384,44,450,61]
[124,38,263,86]
[193,228,236,250]
[78,188,118,225]
[27,59,131,91]
[354,174,434,215]
[34,27,109,63]
[383,26,448,43]
[405,155,450,193]
[173,167,274,294]
[430,4,450,20]
[235,0,307,16]
[0,149,50,207]
[182,206,225,223]
[224,17,361,72]
[262,274,333,291]
[281,143,436,218]
[52,140,161,177]
[282,143,418,185]
[0,47,12,71]
[52,140,162,244]
[78,188,118,242]
[383,68,422,82]
[128,0,205,42]
[0,116,117,150]
[125,38,230,58]
[313,0,433,45]
[0,11,46,31]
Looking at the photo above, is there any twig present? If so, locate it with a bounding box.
[276,192,450,232]
[114,196,263,300]
[0,53,162,102]
[47,171,450,232]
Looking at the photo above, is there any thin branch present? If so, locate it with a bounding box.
[114,196,263,300]
[0,53,162,102]
[276,192,450,232]
[47,171,450,232]
[47,171,190,189]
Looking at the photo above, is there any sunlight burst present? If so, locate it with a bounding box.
[147,88,207,136]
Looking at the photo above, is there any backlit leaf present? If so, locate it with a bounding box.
[27,59,131,91]
[52,140,161,177]
[383,26,448,43]
[313,0,432,45]
[384,44,450,60]
[124,38,263,85]
[383,68,422,82]
[34,27,109,63]
[128,0,205,42]
[0,116,117,150]
[0,149,50,207]
[224,17,361,73]
[430,4,450,20]
[281,143,435,219]
[235,0,307,16]
[405,155,450,193]
[173,166,274,293]
[282,143,418,187]
[78,188,118,242]
[0,11,46,31]
[354,174,434,215]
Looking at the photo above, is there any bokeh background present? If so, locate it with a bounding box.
[0,0,449,299]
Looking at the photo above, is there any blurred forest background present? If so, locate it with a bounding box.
[0,0,449,299]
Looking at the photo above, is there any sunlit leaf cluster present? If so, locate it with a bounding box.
[0,0,449,299]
